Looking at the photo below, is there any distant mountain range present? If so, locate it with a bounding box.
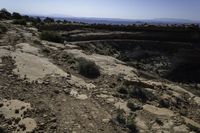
[152,18,199,24]
[29,14,200,25]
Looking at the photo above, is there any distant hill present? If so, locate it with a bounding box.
[153,18,199,24]
[55,17,200,25]
[29,14,200,25]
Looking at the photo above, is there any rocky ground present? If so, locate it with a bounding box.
[0,21,200,133]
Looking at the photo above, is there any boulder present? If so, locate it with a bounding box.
[183,117,200,132]
[143,104,175,117]
[173,125,189,133]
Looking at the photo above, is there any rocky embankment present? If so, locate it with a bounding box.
[0,21,200,133]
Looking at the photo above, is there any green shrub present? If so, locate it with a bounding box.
[129,87,149,101]
[127,101,143,111]
[0,24,7,33]
[78,58,100,79]
[0,8,11,19]
[126,114,138,133]
[187,123,200,132]
[13,19,27,25]
[61,53,76,64]
[40,31,63,43]
[42,48,51,54]
[155,118,164,126]
[12,12,22,19]
[115,109,138,132]
[43,17,54,23]
[117,83,156,102]
[0,126,6,133]
[116,109,126,125]
[117,85,128,94]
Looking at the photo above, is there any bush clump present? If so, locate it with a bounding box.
[116,109,126,125]
[0,24,7,33]
[117,83,157,102]
[43,17,55,23]
[13,19,27,25]
[12,12,22,19]
[0,8,11,19]
[115,109,138,132]
[0,126,6,133]
[78,58,100,79]
[127,101,143,111]
[126,115,138,133]
[40,31,63,43]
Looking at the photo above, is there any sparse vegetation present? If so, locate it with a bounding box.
[42,47,51,54]
[127,101,143,111]
[40,31,63,43]
[155,118,164,126]
[0,24,7,34]
[126,114,138,133]
[61,53,76,64]
[78,58,100,79]
[0,8,11,19]
[12,12,22,19]
[13,19,27,25]
[187,123,200,132]
[43,17,55,23]
[1,8,43,26]
[159,98,170,108]
[0,126,6,133]
[117,84,156,102]
[115,109,138,133]
[117,85,128,94]
[116,109,126,125]
[128,87,149,102]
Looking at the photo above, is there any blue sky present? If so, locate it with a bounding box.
[0,0,200,20]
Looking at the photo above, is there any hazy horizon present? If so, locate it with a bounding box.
[1,0,200,21]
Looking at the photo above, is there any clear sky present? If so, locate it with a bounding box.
[0,0,200,20]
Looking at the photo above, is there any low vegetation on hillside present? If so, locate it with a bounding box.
[1,8,200,43]
[0,24,7,34]
[114,109,138,132]
[78,58,100,79]
[40,31,63,43]
[13,19,27,25]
